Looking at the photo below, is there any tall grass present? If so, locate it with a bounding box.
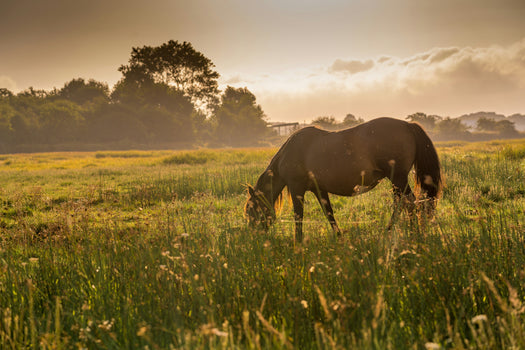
[0,141,524,348]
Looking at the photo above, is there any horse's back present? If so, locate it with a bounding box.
[342,117,412,140]
[275,118,419,195]
[280,118,415,161]
[345,118,417,171]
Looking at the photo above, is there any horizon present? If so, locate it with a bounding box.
[1,0,525,122]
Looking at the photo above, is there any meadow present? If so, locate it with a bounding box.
[0,140,524,349]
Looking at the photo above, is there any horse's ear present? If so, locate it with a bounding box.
[247,184,256,197]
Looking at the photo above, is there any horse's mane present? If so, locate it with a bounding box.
[256,136,296,215]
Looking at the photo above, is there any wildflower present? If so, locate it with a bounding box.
[137,326,148,337]
[471,314,488,324]
[98,319,114,331]
[212,328,228,337]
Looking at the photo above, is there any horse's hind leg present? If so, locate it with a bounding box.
[313,190,341,236]
[388,175,416,229]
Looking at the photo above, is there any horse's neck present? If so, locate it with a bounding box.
[257,169,285,204]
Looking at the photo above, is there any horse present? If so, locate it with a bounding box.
[244,117,441,242]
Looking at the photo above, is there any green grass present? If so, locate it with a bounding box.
[0,141,524,349]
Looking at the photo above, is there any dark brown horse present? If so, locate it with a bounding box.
[244,117,441,242]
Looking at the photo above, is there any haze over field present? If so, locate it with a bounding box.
[1,0,525,122]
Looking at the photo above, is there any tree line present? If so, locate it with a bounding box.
[311,112,523,141]
[0,40,271,153]
[1,40,523,154]
[404,112,521,141]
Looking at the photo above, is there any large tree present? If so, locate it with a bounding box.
[118,40,220,113]
[111,72,196,143]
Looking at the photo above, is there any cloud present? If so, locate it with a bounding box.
[399,40,525,96]
[236,38,525,121]
[329,59,374,74]
[428,47,460,64]
[377,56,393,64]
[0,76,18,91]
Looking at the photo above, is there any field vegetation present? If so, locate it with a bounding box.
[0,140,524,349]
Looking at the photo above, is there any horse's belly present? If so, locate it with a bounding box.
[312,170,382,197]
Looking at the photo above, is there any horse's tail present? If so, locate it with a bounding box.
[408,123,442,200]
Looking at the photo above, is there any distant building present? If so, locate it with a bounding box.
[268,122,300,136]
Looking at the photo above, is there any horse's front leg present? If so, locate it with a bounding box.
[290,190,305,242]
[314,190,341,236]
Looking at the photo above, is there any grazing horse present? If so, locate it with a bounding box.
[244,117,441,242]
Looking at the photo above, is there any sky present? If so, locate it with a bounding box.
[1,0,525,122]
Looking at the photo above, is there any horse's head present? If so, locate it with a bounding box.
[244,184,275,230]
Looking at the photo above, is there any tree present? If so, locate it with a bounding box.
[59,78,109,105]
[476,117,498,131]
[17,87,50,99]
[406,112,441,131]
[118,40,220,113]
[477,117,518,137]
[214,86,268,146]
[0,88,13,99]
[312,114,364,130]
[86,104,148,144]
[312,116,338,130]
[38,100,85,144]
[434,117,469,139]
[111,75,196,143]
[111,66,154,107]
[494,120,519,137]
[0,102,16,149]
[342,114,364,128]
[8,88,49,143]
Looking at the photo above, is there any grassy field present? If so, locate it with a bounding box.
[0,140,524,349]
